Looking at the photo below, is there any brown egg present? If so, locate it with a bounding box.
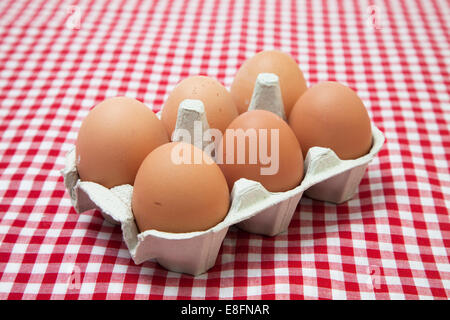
[132,142,230,233]
[217,110,304,192]
[161,76,239,137]
[76,96,169,188]
[230,50,307,117]
[288,81,373,160]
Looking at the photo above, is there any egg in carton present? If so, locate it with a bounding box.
[61,73,385,275]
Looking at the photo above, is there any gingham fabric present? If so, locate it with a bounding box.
[0,0,448,300]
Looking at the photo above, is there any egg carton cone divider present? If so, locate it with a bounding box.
[171,99,213,152]
[248,73,286,120]
[61,73,384,275]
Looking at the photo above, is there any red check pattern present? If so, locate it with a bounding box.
[0,0,449,300]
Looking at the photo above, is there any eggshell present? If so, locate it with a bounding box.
[230,50,307,117]
[288,81,373,160]
[132,142,230,233]
[161,76,239,138]
[217,110,304,192]
[76,96,169,188]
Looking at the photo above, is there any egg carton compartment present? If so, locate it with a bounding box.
[61,73,385,275]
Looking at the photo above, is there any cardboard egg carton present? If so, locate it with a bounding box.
[61,73,385,275]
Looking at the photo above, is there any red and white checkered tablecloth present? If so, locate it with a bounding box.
[0,0,449,300]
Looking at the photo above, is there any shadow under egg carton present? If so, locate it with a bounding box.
[61,73,385,275]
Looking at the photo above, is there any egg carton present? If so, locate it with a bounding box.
[61,73,385,275]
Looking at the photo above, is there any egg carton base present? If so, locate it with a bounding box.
[61,124,384,275]
[305,162,369,203]
[237,191,303,236]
